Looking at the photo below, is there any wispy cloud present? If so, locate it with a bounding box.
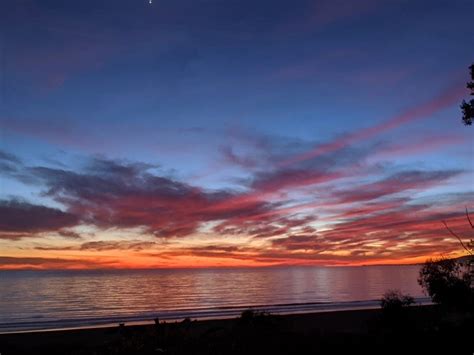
[279,84,466,167]
[0,256,119,270]
[333,170,462,204]
[0,134,470,267]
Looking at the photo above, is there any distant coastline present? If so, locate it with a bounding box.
[0,262,428,272]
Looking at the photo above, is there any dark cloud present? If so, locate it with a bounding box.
[35,240,157,252]
[57,229,82,239]
[0,200,79,239]
[272,234,322,250]
[1,151,469,267]
[334,170,463,203]
[0,256,118,269]
[0,150,22,174]
[15,157,279,238]
[246,140,375,193]
[0,150,21,164]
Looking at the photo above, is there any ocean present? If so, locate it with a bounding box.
[0,265,428,332]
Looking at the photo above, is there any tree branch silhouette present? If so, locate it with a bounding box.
[442,219,473,256]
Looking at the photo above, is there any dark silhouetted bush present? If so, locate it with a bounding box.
[418,257,472,310]
[239,309,268,321]
[238,309,273,328]
[380,289,414,313]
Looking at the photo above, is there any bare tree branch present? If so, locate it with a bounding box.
[465,207,474,229]
[443,220,473,255]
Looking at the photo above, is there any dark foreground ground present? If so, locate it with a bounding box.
[0,306,472,355]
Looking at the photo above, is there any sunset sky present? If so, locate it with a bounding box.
[0,0,473,269]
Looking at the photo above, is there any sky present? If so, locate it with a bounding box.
[0,0,473,269]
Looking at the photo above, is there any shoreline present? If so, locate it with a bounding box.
[1,305,471,355]
[0,297,432,334]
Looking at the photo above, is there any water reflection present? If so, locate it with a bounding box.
[0,265,423,327]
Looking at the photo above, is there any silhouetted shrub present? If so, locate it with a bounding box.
[418,257,472,309]
[380,289,414,315]
[239,309,271,326]
[381,290,414,309]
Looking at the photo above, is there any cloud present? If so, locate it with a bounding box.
[250,168,343,192]
[0,150,22,174]
[279,84,466,167]
[1,148,470,266]
[369,134,467,160]
[272,234,323,251]
[218,127,310,172]
[214,214,317,239]
[0,150,21,164]
[0,200,79,239]
[35,240,157,252]
[334,198,410,219]
[3,151,332,242]
[15,157,279,238]
[320,203,472,252]
[245,141,374,194]
[57,229,83,239]
[219,145,259,169]
[333,170,462,204]
[0,256,118,270]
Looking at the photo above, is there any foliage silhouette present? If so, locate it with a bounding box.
[380,289,415,327]
[380,290,414,312]
[461,63,474,125]
[418,257,472,310]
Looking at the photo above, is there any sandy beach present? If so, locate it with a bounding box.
[0,305,472,355]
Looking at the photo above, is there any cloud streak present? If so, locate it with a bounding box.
[0,139,470,267]
[279,84,466,167]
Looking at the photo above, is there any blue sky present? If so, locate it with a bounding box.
[0,0,473,268]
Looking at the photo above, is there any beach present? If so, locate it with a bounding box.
[0,266,425,332]
[1,305,472,355]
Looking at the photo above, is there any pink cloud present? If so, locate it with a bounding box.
[279,83,467,167]
[370,134,467,160]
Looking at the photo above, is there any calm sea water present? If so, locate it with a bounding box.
[0,265,427,332]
